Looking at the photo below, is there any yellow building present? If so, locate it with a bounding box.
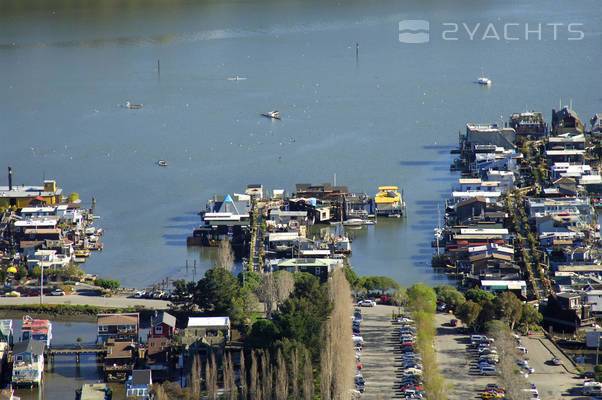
[0,180,63,209]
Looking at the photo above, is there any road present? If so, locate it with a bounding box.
[435,312,588,400]
[355,304,400,399]
[0,294,170,309]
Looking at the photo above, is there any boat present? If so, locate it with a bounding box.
[343,218,364,227]
[374,186,405,217]
[477,76,491,85]
[74,249,91,258]
[157,160,168,167]
[261,110,281,120]
[228,76,247,81]
[21,316,52,347]
[125,101,143,109]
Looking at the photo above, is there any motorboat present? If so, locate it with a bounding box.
[477,76,492,85]
[157,160,168,167]
[228,76,247,81]
[125,101,143,109]
[343,218,364,227]
[261,110,281,120]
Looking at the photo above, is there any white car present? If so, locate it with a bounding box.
[359,299,376,307]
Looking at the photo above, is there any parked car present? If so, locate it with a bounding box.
[551,356,561,365]
[359,299,375,307]
[50,288,65,296]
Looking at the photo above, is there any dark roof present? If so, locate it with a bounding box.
[132,369,152,386]
[13,339,45,356]
[247,184,262,189]
[152,312,176,329]
[456,197,487,208]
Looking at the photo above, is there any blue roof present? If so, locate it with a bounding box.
[224,194,233,203]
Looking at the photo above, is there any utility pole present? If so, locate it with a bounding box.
[40,266,44,305]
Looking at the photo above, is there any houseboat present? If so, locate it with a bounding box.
[11,340,45,387]
[21,316,52,348]
[374,186,405,217]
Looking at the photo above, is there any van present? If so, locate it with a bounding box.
[470,335,484,343]
[479,366,497,376]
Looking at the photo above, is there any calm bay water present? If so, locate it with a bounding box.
[1,0,600,292]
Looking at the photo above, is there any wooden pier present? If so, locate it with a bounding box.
[46,344,106,363]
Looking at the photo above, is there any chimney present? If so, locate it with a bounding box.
[8,166,12,191]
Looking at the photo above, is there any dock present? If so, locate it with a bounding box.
[46,344,106,363]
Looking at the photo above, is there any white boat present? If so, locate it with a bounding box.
[477,76,492,85]
[343,218,364,227]
[228,76,247,81]
[125,101,143,109]
[261,110,281,120]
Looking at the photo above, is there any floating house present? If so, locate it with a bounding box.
[374,186,405,217]
[189,194,251,247]
[125,370,152,399]
[11,339,45,387]
[21,316,52,347]
[150,312,176,339]
[104,339,137,382]
[97,313,139,343]
[182,317,231,349]
[76,383,112,400]
[509,111,548,138]
[0,320,13,379]
[0,168,63,209]
[551,107,584,135]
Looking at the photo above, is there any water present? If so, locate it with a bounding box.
[1,0,600,292]
[11,321,105,400]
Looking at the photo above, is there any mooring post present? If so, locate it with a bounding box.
[76,353,80,364]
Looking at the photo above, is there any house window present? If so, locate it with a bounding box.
[16,355,23,362]
[155,326,163,335]
[98,325,108,332]
[151,342,155,347]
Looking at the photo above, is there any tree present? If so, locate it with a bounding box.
[465,288,495,303]
[407,283,437,314]
[495,291,523,330]
[169,279,197,312]
[520,303,542,330]
[274,270,294,303]
[239,270,262,291]
[195,267,240,315]
[95,278,121,291]
[67,192,79,203]
[477,300,496,330]
[435,285,466,309]
[31,266,42,279]
[455,300,482,330]
[247,319,281,348]
[275,348,289,400]
[342,266,360,289]
[390,288,408,307]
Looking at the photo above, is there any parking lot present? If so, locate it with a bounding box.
[435,312,589,400]
[354,304,401,399]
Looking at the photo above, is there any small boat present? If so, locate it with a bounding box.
[157,160,168,167]
[343,218,364,227]
[261,110,281,120]
[477,76,492,85]
[125,101,143,109]
[228,76,247,81]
